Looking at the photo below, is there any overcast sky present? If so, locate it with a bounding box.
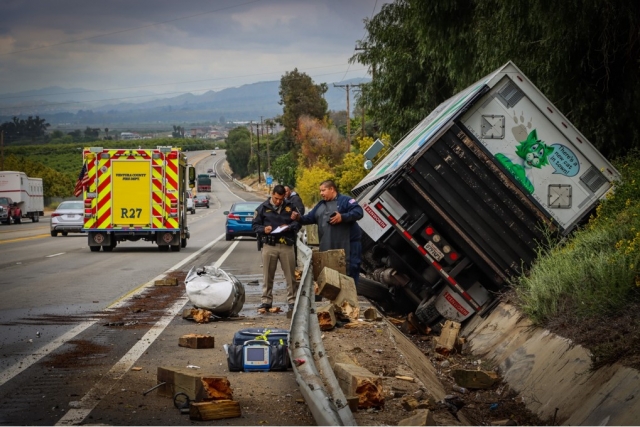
[0,0,383,100]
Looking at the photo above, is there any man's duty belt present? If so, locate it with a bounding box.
[262,235,294,246]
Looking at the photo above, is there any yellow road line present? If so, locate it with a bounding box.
[0,226,49,234]
[0,233,50,244]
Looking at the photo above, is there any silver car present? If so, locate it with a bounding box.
[50,201,84,236]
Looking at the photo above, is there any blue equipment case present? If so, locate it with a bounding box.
[227,327,290,372]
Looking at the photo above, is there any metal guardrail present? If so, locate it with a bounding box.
[289,239,357,426]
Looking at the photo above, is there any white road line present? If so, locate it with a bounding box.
[46,252,65,258]
[0,321,95,388]
[56,296,188,426]
[0,233,225,387]
[215,157,246,201]
[56,234,240,426]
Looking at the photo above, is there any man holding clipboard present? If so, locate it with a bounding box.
[252,185,301,312]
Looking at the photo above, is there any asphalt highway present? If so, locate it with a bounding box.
[0,151,310,425]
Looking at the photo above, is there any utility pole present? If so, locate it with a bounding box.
[0,130,4,170]
[334,84,351,151]
[249,121,253,156]
[265,119,271,172]
[256,123,261,184]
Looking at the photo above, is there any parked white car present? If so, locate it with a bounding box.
[187,191,196,214]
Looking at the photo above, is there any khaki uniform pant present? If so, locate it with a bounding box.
[261,243,297,305]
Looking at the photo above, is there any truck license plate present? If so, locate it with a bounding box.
[424,241,444,261]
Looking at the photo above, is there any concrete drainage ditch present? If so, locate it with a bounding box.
[463,303,640,425]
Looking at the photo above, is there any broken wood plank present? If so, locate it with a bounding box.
[312,249,346,280]
[317,304,336,331]
[384,318,446,400]
[398,409,436,426]
[401,395,419,411]
[435,320,461,356]
[332,273,359,320]
[317,267,343,300]
[452,369,500,389]
[329,352,360,369]
[183,308,213,323]
[304,224,319,246]
[333,362,384,409]
[156,366,233,401]
[154,277,178,286]
[189,400,241,421]
[342,321,369,329]
[178,334,215,349]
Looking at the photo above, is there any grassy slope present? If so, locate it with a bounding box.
[515,150,640,369]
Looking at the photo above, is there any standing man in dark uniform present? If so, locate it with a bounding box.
[284,185,305,214]
[252,185,300,312]
[291,180,363,284]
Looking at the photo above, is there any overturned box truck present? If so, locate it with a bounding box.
[353,61,620,326]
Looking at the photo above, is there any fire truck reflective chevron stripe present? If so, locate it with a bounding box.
[373,202,481,312]
[163,152,179,229]
[82,148,181,232]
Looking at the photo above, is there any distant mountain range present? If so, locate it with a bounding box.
[0,78,370,126]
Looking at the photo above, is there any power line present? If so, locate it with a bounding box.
[1,0,261,56]
[338,0,378,83]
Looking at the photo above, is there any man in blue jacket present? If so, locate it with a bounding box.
[292,180,363,284]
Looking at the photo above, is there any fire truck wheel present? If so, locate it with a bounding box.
[181,238,187,248]
[50,230,58,237]
[103,245,113,252]
[170,244,181,252]
[62,232,68,236]
[158,245,169,252]
[89,246,100,252]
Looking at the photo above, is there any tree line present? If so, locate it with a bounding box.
[353,0,640,159]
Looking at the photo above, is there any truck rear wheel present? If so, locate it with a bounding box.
[32,213,39,223]
[103,245,113,252]
[158,245,169,252]
[180,237,187,248]
[356,277,390,301]
[170,244,181,252]
[62,232,68,236]
[89,246,100,252]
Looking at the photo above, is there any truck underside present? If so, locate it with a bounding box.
[355,122,554,326]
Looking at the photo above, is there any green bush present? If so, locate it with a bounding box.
[515,151,640,323]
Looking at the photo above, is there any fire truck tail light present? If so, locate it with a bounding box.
[449,252,459,261]
[425,226,435,235]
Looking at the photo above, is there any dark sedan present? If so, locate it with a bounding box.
[224,201,261,241]
[194,195,210,208]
